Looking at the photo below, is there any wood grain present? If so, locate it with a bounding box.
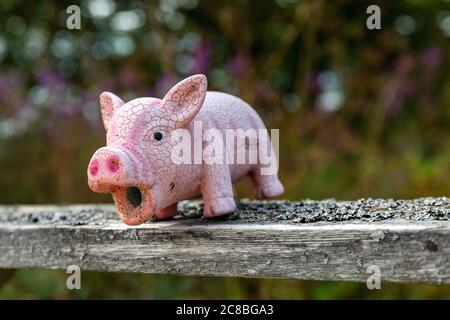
[0,199,449,284]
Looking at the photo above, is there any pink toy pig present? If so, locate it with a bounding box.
[87,74,284,225]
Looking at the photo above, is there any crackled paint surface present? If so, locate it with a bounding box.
[87,74,284,225]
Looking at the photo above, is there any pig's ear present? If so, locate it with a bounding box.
[161,74,207,128]
[99,92,125,131]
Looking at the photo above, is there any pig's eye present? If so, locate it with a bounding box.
[153,132,163,141]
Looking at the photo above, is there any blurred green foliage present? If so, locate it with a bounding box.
[0,0,450,299]
[0,270,448,299]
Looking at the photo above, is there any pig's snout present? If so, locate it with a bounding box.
[87,146,155,225]
[89,155,120,177]
[88,147,136,193]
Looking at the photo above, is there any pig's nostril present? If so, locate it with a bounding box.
[89,160,99,176]
[127,187,142,207]
[107,156,120,173]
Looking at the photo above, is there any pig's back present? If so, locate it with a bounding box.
[196,92,266,130]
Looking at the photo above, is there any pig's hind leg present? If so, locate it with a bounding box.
[249,130,284,199]
[249,169,284,199]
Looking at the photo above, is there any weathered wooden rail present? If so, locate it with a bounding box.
[0,198,449,285]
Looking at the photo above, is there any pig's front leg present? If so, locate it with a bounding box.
[154,203,178,220]
[201,163,236,218]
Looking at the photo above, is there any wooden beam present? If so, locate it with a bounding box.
[0,198,449,284]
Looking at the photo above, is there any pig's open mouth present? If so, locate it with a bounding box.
[126,187,142,207]
[111,186,154,225]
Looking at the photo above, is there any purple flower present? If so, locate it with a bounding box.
[192,41,212,74]
[119,69,138,88]
[36,67,67,90]
[381,80,416,114]
[227,54,247,77]
[98,78,117,93]
[394,55,415,76]
[0,72,24,99]
[307,72,321,95]
[155,72,178,97]
[254,81,272,104]
[421,47,443,69]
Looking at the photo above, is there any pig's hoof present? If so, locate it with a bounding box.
[203,196,236,218]
[255,179,285,199]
